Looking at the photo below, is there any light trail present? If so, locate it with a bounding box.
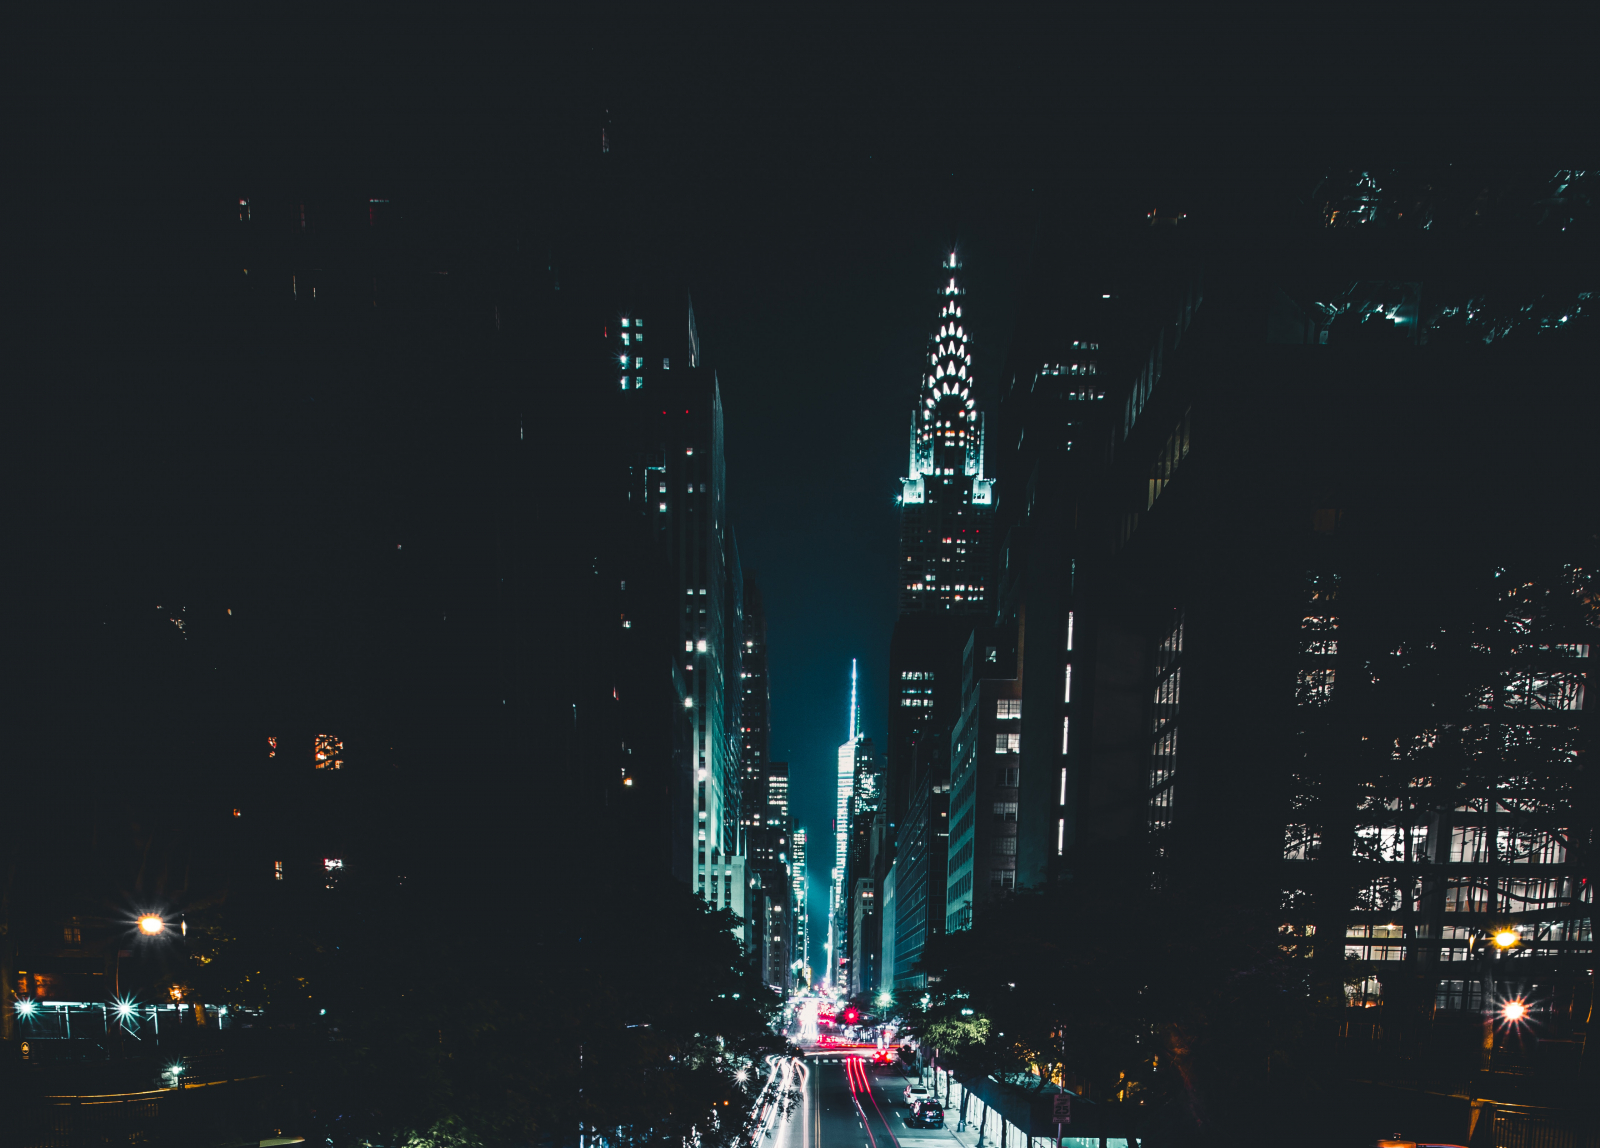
[843,1055,879,1148]
[846,1055,899,1148]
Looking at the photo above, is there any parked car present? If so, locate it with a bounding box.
[907,1101,944,1129]
[904,1084,931,1106]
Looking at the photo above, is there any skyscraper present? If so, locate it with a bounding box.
[740,577,773,860]
[882,252,997,982]
[898,250,995,613]
[994,172,1599,1055]
[606,288,749,931]
[791,826,809,985]
[830,660,863,987]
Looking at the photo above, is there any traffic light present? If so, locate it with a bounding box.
[843,1007,859,1025]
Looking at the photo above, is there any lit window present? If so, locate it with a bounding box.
[663,357,670,369]
[634,318,643,328]
[274,860,283,880]
[621,378,629,390]
[993,801,1018,821]
[622,333,631,345]
[621,318,630,327]
[697,640,708,652]
[996,699,1021,719]
[686,641,694,651]
[635,357,643,368]
[313,734,343,770]
[995,732,1020,754]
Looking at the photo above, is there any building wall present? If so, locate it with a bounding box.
[947,629,1022,931]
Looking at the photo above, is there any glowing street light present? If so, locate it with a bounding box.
[735,1068,750,1083]
[1502,1000,1528,1021]
[1492,928,1520,949]
[14,999,37,1017]
[115,998,136,1018]
[138,915,165,936]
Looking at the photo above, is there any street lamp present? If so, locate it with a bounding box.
[1502,1000,1528,1022]
[138,915,165,936]
[1492,928,1520,950]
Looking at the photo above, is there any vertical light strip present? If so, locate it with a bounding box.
[1057,818,1065,854]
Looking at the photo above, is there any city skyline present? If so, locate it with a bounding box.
[10,18,1595,1145]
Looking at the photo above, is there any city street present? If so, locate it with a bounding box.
[764,1054,962,1148]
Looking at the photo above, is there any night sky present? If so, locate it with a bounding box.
[16,16,1586,955]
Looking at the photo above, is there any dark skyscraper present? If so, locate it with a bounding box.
[740,576,774,861]
[619,300,745,920]
[997,173,1598,1038]
[739,576,791,987]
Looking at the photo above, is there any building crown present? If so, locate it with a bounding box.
[903,252,991,506]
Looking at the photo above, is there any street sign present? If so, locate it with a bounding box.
[1051,1094,1072,1125]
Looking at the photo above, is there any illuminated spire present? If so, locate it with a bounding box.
[850,658,861,740]
[903,250,990,505]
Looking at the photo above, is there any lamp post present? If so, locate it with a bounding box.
[1477,925,1521,1071]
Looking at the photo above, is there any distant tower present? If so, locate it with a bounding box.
[792,826,809,980]
[831,660,863,987]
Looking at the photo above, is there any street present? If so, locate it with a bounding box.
[763,1054,962,1148]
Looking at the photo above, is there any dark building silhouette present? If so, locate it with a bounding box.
[997,171,1597,1047]
[886,731,950,990]
[739,577,793,988]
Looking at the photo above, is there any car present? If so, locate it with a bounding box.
[904,1084,931,1106]
[870,1049,895,1066]
[907,1101,944,1129]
